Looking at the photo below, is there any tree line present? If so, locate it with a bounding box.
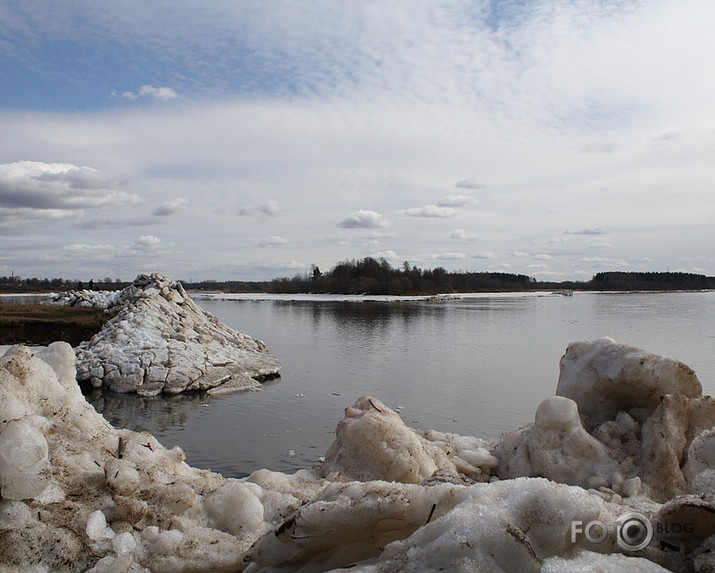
[588,271,715,291]
[0,276,127,293]
[3,265,714,296]
[268,258,533,295]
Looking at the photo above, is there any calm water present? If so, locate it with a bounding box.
[89,291,715,478]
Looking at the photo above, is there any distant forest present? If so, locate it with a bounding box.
[2,261,714,296]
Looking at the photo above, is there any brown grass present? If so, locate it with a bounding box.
[0,303,114,346]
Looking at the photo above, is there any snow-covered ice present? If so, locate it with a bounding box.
[46,273,281,396]
[0,337,714,571]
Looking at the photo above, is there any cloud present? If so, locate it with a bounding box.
[425,251,467,261]
[404,195,475,218]
[578,257,629,267]
[152,198,188,216]
[450,229,477,241]
[511,251,530,257]
[589,241,613,249]
[473,251,495,259]
[533,254,553,260]
[134,235,161,249]
[337,210,387,229]
[374,250,399,261]
[0,207,81,233]
[454,179,487,190]
[436,195,477,208]
[565,228,607,235]
[404,205,456,218]
[239,200,281,218]
[0,161,136,210]
[257,235,288,248]
[61,243,117,260]
[2,2,715,278]
[117,85,178,101]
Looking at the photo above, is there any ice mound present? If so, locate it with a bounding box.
[2,338,715,572]
[61,273,281,395]
[557,337,702,427]
[44,288,122,309]
[0,343,303,571]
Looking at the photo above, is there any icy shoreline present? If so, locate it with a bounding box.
[0,338,714,571]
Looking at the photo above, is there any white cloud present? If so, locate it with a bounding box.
[425,251,467,261]
[152,198,188,216]
[134,235,161,249]
[404,205,456,218]
[0,161,136,210]
[0,161,138,235]
[118,85,178,101]
[473,251,495,260]
[338,210,387,229]
[257,235,288,248]
[450,229,477,241]
[578,257,629,268]
[403,194,476,219]
[374,250,399,261]
[533,254,553,260]
[511,251,530,258]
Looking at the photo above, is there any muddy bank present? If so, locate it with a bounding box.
[0,303,112,346]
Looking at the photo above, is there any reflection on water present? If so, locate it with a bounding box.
[86,389,208,435]
[0,294,49,304]
[85,291,715,478]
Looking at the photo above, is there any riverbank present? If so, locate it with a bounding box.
[0,303,112,346]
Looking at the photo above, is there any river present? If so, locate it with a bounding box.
[86,290,715,478]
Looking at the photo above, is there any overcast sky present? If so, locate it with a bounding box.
[1,0,714,282]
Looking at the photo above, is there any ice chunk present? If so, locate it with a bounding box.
[685,427,715,477]
[0,500,33,525]
[86,510,115,542]
[70,273,280,394]
[542,550,672,572]
[104,458,141,495]
[496,396,617,488]
[0,419,50,500]
[203,481,265,535]
[112,531,137,556]
[247,478,603,573]
[534,396,581,430]
[638,394,715,501]
[454,447,498,469]
[692,469,715,495]
[557,338,702,426]
[139,526,247,572]
[35,341,77,390]
[320,395,455,483]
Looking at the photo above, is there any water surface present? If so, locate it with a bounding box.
[90,291,715,478]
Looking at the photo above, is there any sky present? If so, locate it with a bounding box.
[1,0,714,282]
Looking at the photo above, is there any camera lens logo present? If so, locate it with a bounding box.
[616,512,653,551]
